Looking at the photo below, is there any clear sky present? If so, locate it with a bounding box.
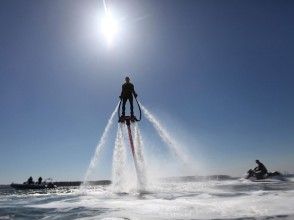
[0,0,294,184]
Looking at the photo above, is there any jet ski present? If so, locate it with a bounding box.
[245,169,286,181]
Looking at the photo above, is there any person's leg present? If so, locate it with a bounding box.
[129,96,134,116]
[122,98,127,116]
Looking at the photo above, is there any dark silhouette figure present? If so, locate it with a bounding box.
[246,160,284,180]
[119,77,137,117]
[38,177,42,185]
[253,160,268,179]
[27,176,34,185]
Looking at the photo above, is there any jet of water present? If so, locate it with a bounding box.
[80,103,119,189]
[140,104,191,166]
[111,124,127,192]
[133,123,147,190]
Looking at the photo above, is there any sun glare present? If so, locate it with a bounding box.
[101,13,119,45]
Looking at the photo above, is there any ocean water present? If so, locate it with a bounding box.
[1,177,294,220]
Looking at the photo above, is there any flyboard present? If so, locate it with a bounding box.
[118,96,142,175]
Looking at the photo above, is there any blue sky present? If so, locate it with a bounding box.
[0,0,293,184]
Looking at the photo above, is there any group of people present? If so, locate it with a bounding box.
[26,176,43,185]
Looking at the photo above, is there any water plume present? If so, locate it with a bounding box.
[140,104,191,166]
[111,124,127,192]
[133,123,147,190]
[80,103,119,189]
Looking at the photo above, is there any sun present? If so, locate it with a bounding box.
[101,12,119,45]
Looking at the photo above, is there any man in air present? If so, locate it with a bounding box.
[119,76,137,117]
[253,159,268,179]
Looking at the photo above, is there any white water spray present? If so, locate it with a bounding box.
[140,104,191,166]
[81,103,119,189]
[111,124,127,192]
[80,101,194,192]
[111,122,147,192]
[133,123,147,190]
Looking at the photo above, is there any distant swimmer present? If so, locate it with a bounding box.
[119,76,138,117]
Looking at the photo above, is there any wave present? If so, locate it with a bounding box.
[162,175,239,182]
[0,179,294,220]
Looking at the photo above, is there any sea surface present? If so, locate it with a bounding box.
[1,176,294,220]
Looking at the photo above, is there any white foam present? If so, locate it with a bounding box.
[28,180,294,219]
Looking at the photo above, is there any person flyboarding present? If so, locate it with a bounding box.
[119,76,139,123]
[118,76,141,176]
[119,76,137,117]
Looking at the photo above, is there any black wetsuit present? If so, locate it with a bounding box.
[120,82,137,116]
[254,162,268,179]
